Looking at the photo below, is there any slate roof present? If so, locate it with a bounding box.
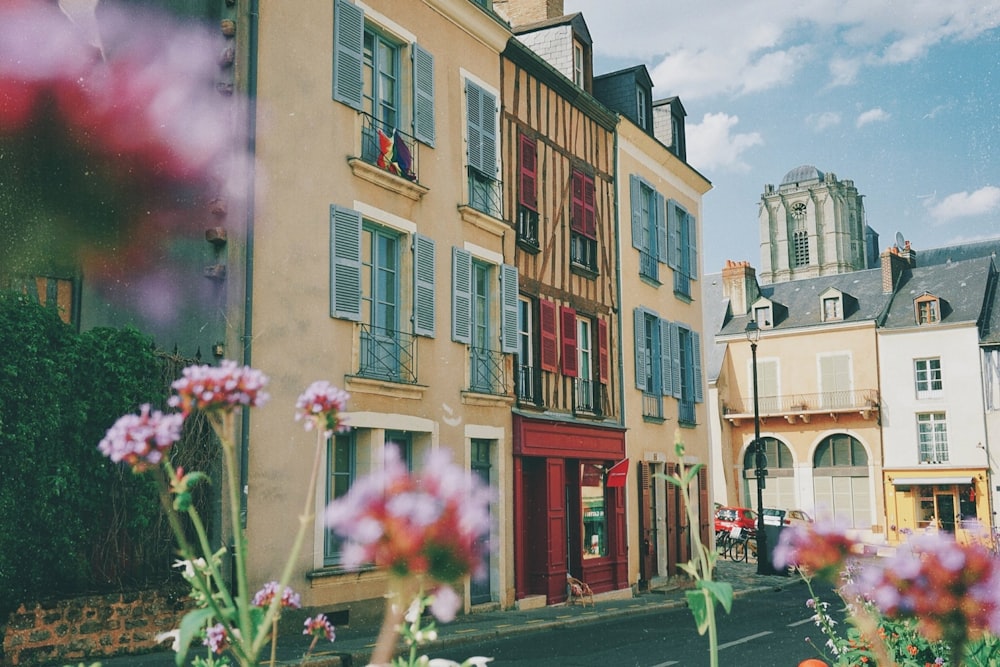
[917,237,1000,267]
[882,255,994,330]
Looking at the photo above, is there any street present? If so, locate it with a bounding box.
[432,581,836,667]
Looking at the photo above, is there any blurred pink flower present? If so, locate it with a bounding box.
[303,614,336,642]
[203,623,230,655]
[325,446,492,586]
[251,581,301,610]
[772,519,856,581]
[168,360,270,416]
[97,403,184,471]
[294,381,350,436]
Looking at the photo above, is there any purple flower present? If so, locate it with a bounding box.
[303,614,336,642]
[294,381,350,436]
[98,404,184,471]
[203,623,230,655]
[168,361,269,415]
[429,585,461,623]
[251,581,301,609]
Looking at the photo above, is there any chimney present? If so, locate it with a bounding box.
[493,0,565,26]
[721,260,760,316]
[880,246,911,293]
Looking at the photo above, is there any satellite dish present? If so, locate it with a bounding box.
[895,231,905,249]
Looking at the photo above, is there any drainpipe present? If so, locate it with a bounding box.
[611,122,625,431]
[239,0,259,530]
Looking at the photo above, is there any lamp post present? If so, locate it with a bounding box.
[745,319,772,575]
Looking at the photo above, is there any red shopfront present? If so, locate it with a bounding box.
[513,414,628,603]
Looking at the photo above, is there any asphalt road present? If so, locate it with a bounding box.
[430,581,837,667]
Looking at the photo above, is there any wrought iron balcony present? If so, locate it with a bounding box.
[359,113,419,182]
[574,378,605,416]
[678,400,696,425]
[358,324,417,384]
[515,362,540,405]
[467,166,502,219]
[639,249,659,281]
[722,388,880,424]
[469,346,508,395]
[641,391,663,420]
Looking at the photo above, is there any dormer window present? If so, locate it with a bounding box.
[636,87,647,130]
[753,304,773,329]
[915,293,941,324]
[572,40,585,88]
[820,288,843,322]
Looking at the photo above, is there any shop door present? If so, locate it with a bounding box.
[936,493,956,533]
[470,440,492,604]
[638,462,657,587]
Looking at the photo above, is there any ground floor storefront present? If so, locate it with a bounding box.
[883,468,992,544]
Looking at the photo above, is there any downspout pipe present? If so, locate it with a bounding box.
[239,0,259,529]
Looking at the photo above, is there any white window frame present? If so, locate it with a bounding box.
[917,412,949,463]
[914,357,943,399]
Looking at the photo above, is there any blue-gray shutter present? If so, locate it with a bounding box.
[332,0,363,109]
[692,329,704,403]
[451,247,472,344]
[669,320,682,398]
[630,175,642,251]
[330,205,362,321]
[466,81,483,173]
[655,191,667,264]
[481,87,497,175]
[686,212,698,280]
[633,308,646,390]
[666,199,680,270]
[660,317,673,396]
[412,43,435,146]
[500,263,519,353]
[412,234,435,337]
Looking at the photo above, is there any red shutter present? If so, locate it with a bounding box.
[539,299,558,372]
[598,318,609,384]
[560,305,578,377]
[570,170,584,233]
[583,174,596,238]
[519,134,537,210]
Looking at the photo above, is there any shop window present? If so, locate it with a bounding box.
[581,462,607,559]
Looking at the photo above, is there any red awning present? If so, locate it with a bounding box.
[606,458,629,488]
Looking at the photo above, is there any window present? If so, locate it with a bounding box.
[917,412,949,463]
[822,296,841,321]
[792,229,809,267]
[667,200,697,298]
[517,134,539,248]
[575,316,596,412]
[813,434,870,529]
[452,248,518,394]
[466,80,500,218]
[5,274,78,327]
[581,462,607,558]
[636,87,647,130]
[743,437,796,511]
[819,353,852,409]
[753,305,772,328]
[635,309,662,419]
[324,432,355,565]
[572,40,584,88]
[630,175,665,282]
[330,206,435,382]
[634,309,702,421]
[750,357,780,413]
[570,170,597,272]
[332,0,433,178]
[385,430,412,470]
[673,322,703,425]
[516,296,539,403]
[915,294,941,324]
[914,358,943,398]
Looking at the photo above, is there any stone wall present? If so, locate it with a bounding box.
[2,587,191,666]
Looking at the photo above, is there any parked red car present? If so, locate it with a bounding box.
[714,506,757,535]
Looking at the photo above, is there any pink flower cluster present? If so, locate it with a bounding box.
[772,520,855,580]
[294,381,350,436]
[251,581,301,610]
[97,404,184,471]
[168,360,270,416]
[325,445,492,589]
[303,614,336,642]
[849,531,1000,643]
[203,623,230,655]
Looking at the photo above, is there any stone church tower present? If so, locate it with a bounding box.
[758,165,879,284]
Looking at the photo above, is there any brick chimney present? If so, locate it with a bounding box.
[493,0,565,26]
[880,243,915,293]
[721,260,760,316]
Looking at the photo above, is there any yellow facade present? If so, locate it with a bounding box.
[883,470,990,545]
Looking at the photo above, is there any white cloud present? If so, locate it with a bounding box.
[856,108,890,127]
[686,112,764,173]
[925,186,1000,221]
[807,111,841,131]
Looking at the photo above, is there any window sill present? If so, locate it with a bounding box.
[348,157,429,201]
[517,238,541,254]
[672,289,693,304]
[642,415,666,424]
[458,204,507,238]
[570,263,598,280]
[678,420,697,429]
[346,375,428,400]
[461,390,515,408]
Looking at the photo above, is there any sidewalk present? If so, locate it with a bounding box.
[92,561,802,667]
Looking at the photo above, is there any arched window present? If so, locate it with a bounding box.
[813,434,870,528]
[743,437,796,511]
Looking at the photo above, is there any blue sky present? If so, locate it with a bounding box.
[565,0,1000,274]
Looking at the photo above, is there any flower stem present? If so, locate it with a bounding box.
[371,593,406,666]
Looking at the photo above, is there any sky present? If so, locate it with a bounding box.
[564,0,1000,275]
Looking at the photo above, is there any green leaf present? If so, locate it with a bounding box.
[685,589,710,635]
[177,607,215,666]
[698,579,734,614]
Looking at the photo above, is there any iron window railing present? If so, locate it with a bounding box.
[639,249,658,281]
[574,378,604,416]
[571,233,597,272]
[468,166,503,218]
[358,323,417,384]
[642,391,663,419]
[679,400,695,425]
[517,205,539,248]
[516,362,540,405]
[723,388,880,416]
[469,346,507,395]
[359,112,419,182]
[673,270,691,298]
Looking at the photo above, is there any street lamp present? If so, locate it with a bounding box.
[745,319,773,575]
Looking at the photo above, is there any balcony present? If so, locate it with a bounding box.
[722,389,880,425]
[357,324,417,384]
[517,205,540,252]
[469,346,508,396]
[639,249,659,282]
[573,378,605,417]
[516,362,541,406]
[467,167,503,219]
[359,113,419,182]
[641,391,663,420]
